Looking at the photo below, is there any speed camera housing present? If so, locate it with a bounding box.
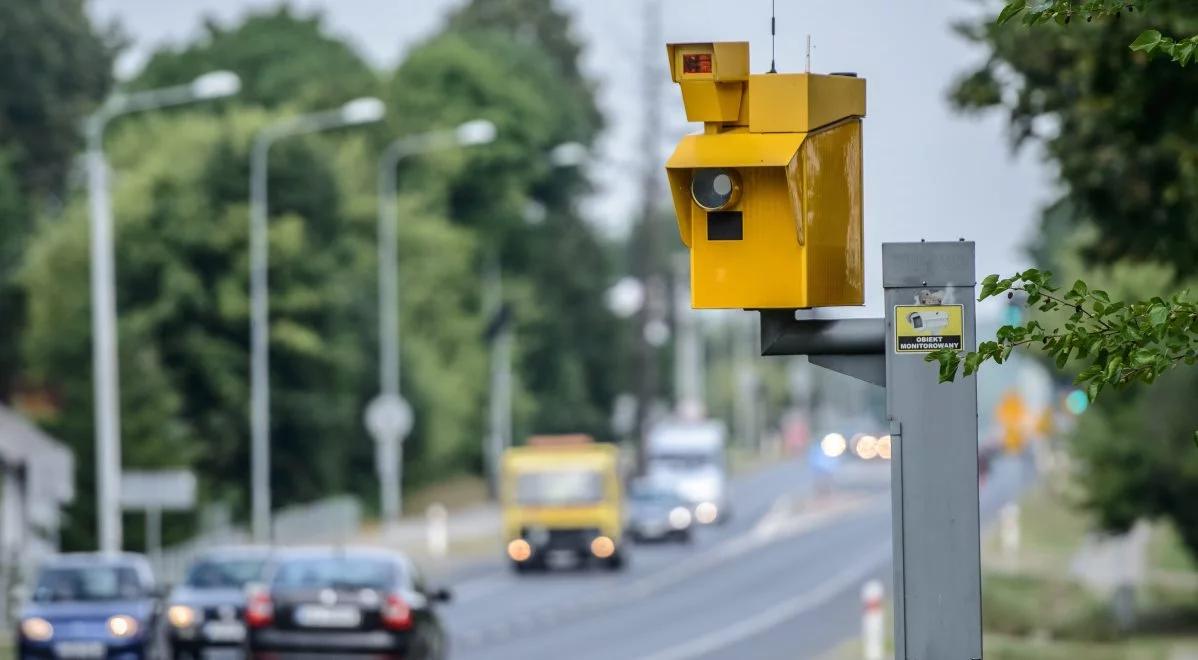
[665,41,866,309]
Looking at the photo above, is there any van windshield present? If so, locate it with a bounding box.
[516,470,604,506]
[650,452,716,471]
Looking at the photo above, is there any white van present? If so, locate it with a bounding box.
[645,420,730,524]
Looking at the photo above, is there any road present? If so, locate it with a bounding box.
[440,455,1025,660]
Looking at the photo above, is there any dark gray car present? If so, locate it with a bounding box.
[246,547,450,659]
[165,546,273,659]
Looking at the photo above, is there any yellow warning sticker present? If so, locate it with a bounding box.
[894,304,964,353]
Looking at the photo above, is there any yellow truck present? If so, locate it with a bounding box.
[501,435,625,572]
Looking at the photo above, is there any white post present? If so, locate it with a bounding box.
[145,507,162,569]
[426,503,448,559]
[1000,502,1021,560]
[861,579,884,660]
[86,118,123,554]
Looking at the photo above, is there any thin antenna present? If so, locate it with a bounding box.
[806,34,812,73]
[769,0,777,73]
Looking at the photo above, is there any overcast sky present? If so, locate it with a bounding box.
[90,0,1052,316]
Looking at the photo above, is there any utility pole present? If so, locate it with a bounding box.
[484,259,513,498]
[631,0,664,474]
[672,254,704,415]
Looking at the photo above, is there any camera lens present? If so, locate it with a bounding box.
[691,168,741,211]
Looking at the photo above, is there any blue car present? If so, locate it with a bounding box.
[17,553,166,660]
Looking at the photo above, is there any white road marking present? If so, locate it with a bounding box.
[637,544,893,660]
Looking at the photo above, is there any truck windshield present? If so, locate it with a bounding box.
[516,470,604,506]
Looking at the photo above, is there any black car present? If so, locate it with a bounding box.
[165,546,272,659]
[246,547,450,659]
[16,552,166,660]
[626,482,695,543]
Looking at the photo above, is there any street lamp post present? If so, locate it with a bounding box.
[85,71,241,554]
[249,97,386,544]
[371,119,497,533]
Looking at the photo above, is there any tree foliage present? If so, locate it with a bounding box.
[0,0,114,197]
[998,0,1198,65]
[388,12,621,442]
[133,6,377,111]
[929,270,1198,443]
[950,0,1198,557]
[5,1,620,549]
[956,0,1198,275]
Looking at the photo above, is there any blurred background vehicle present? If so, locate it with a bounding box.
[626,478,694,543]
[165,546,272,659]
[644,419,730,524]
[245,547,448,659]
[16,553,164,659]
[501,435,625,572]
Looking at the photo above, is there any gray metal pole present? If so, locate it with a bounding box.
[85,117,123,554]
[672,255,703,412]
[249,137,271,545]
[378,146,403,399]
[376,144,405,527]
[883,241,982,660]
[485,265,511,497]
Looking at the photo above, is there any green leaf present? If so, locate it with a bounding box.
[1149,305,1169,327]
[1193,430,1198,449]
[1130,29,1163,52]
[997,0,1027,24]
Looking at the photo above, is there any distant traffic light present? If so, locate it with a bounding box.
[664,41,866,309]
[1064,389,1089,415]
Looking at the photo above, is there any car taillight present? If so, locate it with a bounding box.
[245,591,273,629]
[381,594,412,631]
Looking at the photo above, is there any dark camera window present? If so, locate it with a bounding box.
[707,211,743,241]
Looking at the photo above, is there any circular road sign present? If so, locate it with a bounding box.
[365,393,413,442]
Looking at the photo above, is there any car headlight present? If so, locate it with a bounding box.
[107,614,139,638]
[507,539,532,562]
[668,506,693,530]
[168,605,198,628]
[691,168,741,211]
[21,617,53,641]
[695,501,719,524]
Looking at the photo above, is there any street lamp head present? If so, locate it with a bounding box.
[191,71,241,99]
[455,119,497,147]
[341,97,386,124]
[549,142,589,168]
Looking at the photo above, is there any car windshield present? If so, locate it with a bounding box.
[516,470,604,506]
[272,557,396,591]
[185,558,266,589]
[33,565,144,602]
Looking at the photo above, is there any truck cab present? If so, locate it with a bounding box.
[501,435,625,572]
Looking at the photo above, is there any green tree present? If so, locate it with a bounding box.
[21,109,489,548]
[935,0,1198,388]
[998,0,1198,65]
[0,0,114,401]
[0,0,114,197]
[932,0,1198,559]
[133,5,377,112]
[387,8,620,442]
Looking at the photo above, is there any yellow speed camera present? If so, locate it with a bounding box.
[665,42,866,309]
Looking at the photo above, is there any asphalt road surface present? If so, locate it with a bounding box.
[441,455,1026,660]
